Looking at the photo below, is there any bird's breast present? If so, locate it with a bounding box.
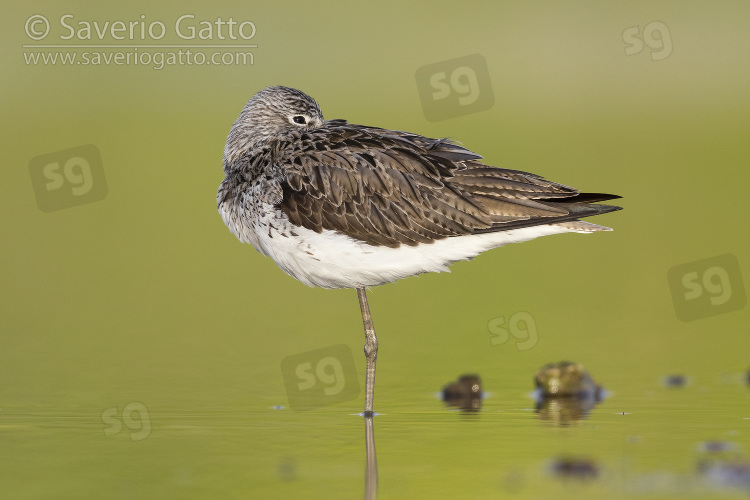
[218,173,278,253]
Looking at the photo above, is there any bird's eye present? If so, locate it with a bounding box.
[292,115,307,125]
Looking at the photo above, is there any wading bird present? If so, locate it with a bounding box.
[218,86,621,417]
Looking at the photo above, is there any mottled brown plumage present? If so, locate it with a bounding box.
[223,119,620,249]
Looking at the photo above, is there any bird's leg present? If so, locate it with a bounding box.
[356,287,378,417]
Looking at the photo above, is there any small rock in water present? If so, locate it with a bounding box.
[550,456,599,480]
[662,374,688,387]
[534,361,601,399]
[442,374,482,411]
[698,440,736,454]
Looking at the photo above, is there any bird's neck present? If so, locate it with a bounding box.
[223,114,269,168]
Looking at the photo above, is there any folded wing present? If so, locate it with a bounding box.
[273,121,621,248]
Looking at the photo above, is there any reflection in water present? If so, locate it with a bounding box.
[698,459,750,492]
[533,362,603,425]
[277,456,297,482]
[363,416,378,500]
[696,440,750,492]
[535,396,600,425]
[442,374,483,411]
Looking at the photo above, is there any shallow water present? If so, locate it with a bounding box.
[3,362,749,499]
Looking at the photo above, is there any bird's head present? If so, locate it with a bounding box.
[224,86,325,166]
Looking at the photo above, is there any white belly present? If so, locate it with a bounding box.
[220,201,594,289]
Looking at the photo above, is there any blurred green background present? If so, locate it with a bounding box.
[2,1,749,498]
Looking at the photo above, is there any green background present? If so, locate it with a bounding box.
[2,1,749,498]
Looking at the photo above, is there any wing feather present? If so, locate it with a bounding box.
[264,121,620,247]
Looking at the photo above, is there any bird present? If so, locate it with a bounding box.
[217,86,621,417]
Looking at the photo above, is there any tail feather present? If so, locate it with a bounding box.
[472,198,621,235]
[548,192,622,204]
